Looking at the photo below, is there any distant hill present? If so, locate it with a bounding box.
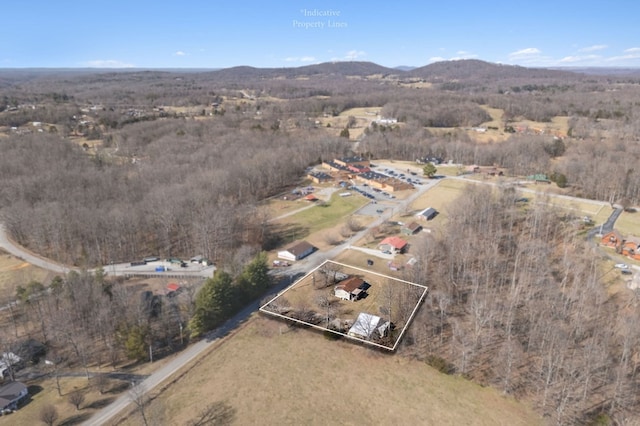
[408,59,580,82]
[208,61,399,81]
[394,65,416,71]
[549,67,640,76]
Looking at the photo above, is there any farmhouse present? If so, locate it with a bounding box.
[621,236,640,259]
[334,276,369,301]
[0,381,28,412]
[378,236,408,254]
[416,207,437,221]
[348,312,390,340]
[278,241,316,262]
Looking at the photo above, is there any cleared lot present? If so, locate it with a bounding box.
[118,316,542,426]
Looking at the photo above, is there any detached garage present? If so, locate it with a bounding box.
[277,241,316,262]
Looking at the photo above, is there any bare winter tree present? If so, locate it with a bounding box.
[186,400,236,426]
[128,382,150,426]
[39,404,58,426]
[68,390,85,410]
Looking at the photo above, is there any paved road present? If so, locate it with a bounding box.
[0,224,78,275]
[2,174,610,425]
[0,224,215,281]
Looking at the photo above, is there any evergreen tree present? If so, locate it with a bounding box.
[189,271,236,337]
[237,252,272,300]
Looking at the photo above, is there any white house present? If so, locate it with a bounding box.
[277,241,316,262]
[334,276,367,301]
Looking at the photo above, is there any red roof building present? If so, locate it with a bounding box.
[378,236,408,253]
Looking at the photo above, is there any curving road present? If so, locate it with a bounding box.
[3,173,618,425]
[0,224,78,275]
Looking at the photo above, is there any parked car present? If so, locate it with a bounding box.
[615,263,629,269]
[621,269,633,275]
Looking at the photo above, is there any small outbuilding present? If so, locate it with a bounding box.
[278,241,316,262]
[416,207,437,221]
[348,313,389,340]
[401,221,423,235]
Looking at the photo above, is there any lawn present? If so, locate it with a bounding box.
[613,210,640,237]
[118,316,542,426]
[0,376,128,426]
[0,250,51,296]
[275,192,369,235]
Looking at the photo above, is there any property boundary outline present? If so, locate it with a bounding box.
[259,260,428,351]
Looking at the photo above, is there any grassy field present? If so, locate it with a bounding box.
[0,376,130,426]
[613,210,640,237]
[0,250,51,296]
[275,192,369,236]
[119,316,542,426]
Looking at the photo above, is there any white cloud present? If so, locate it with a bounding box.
[174,51,188,56]
[559,54,600,63]
[284,56,317,63]
[85,59,134,68]
[429,56,445,62]
[624,47,640,53]
[579,44,608,52]
[344,50,366,60]
[509,47,541,57]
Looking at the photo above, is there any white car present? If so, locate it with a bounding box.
[614,263,629,269]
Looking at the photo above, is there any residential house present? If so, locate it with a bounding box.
[0,381,28,411]
[378,236,408,254]
[601,231,623,250]
[622,237,640,260]
[334,276,369,301]
[416,207,437,221]
[278,241,316,262]
[401,221,423,235]
[348,312,390,340]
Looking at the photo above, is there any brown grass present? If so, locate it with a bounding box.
[0,376,126,426]
[0,250,51,296]
[119,316,541,426]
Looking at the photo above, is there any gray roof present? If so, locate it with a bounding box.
[0,381,27,409]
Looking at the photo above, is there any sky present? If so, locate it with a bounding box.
[1,1,639,69]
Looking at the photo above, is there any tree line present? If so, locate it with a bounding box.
[405,185,640,424]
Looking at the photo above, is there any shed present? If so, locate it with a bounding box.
[348,313,389,340]
[416,207,437,221]
[401,221,423,235]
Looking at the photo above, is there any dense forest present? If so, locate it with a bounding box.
[2,59,640,424]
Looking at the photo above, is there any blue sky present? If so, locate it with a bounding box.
[2,1,639,69]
